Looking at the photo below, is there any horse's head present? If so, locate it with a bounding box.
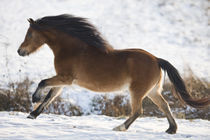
[17,18,46,56]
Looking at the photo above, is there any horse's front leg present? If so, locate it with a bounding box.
[28,75,73,119]
[27,87,63,119]
[32,75,73,103]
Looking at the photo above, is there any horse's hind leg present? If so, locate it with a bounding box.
[147,86,177,134]
[27,87,63,119]
[113,86,144,131]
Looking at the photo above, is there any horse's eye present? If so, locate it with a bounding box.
[27,32,32,38]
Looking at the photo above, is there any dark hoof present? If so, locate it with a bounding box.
[166,127,177,134]
[27,113,37,119]
[32,94,41,103]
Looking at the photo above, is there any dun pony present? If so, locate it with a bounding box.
[18,14,210,134]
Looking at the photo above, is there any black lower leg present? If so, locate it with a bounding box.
[124,112,140,129]
[27,89,54,119]
[27,105,45,119]
[166,117,177,134]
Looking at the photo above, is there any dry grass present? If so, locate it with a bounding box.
[0,79,32,112]
[91,95,131,117]
[0,79,83,116]
[46,97,83,116]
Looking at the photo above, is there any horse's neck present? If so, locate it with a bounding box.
[43,30,112,57]
[44,31,84,56]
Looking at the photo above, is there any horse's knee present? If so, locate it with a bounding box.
[32,93,41,103]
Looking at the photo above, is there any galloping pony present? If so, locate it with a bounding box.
[18,14,209,134]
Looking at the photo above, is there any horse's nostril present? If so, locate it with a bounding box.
[17,49,27,56]
[17,49,23,55]
[17,49,20,54]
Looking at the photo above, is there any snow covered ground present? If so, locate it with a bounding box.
[0,112,209,140]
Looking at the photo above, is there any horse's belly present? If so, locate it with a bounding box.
[73,77,130,92]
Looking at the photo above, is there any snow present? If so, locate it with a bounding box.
[0,1,209,138]
[0,112,209,140]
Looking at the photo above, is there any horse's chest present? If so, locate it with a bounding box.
[54,56,75,74]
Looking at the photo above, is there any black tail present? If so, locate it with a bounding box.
[157,58,210,108]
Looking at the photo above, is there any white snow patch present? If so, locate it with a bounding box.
[0,112,209,140]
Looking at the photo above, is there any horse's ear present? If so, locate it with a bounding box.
[27,18,35,24]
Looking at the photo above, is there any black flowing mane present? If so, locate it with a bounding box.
[31,14,112,52]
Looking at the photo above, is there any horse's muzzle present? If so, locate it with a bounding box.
[17,49,28,56]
